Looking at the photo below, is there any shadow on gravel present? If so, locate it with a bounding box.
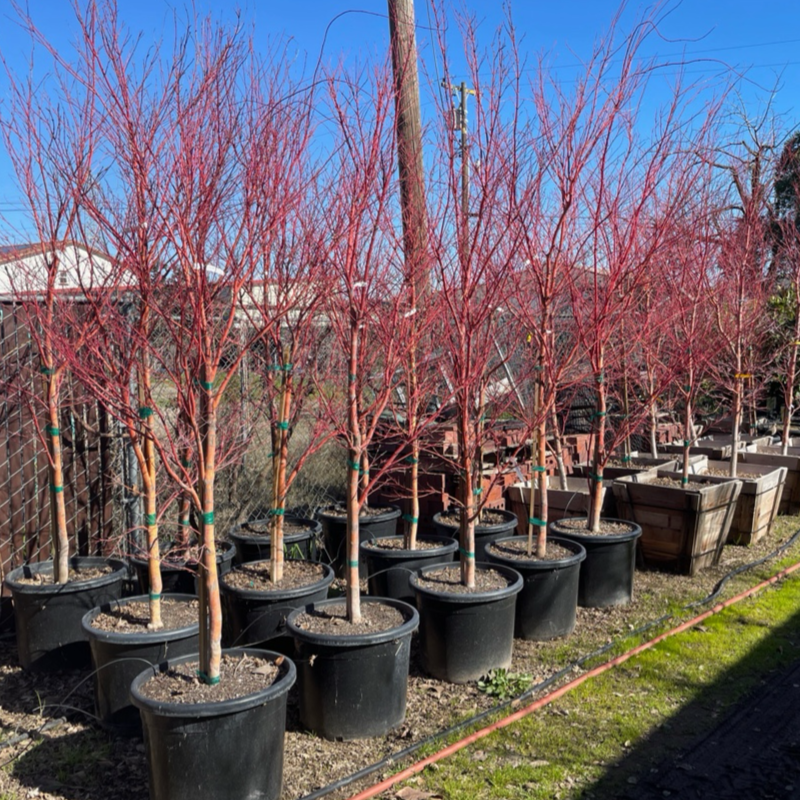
[10,727,148,800]
[0,640,94,719]
[581,606,800,800]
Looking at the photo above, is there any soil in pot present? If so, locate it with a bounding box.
[318,504,401,579]
[228,516,321,565]
[82,594,199,735]
[220,559,334,653]
[131,649,295,800]
[360,534,458,603]
[286,597,419,740]
[547,518,642,608]
[486,536,586,641]
[410,562,523,684]
[432,508,517,561]
[5,556,128,671]
[131,539,236,595]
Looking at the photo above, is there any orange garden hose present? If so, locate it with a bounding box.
[344,558,800,800]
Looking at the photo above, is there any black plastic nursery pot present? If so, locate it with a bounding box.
[220,560,335,653]
[5,556,128,671]
[485,535,586,641]
[131,540,236,596]
[318,505,401,579]
[285,597,419,740]
[359,534,459,603]
[130,648,295,800]
[410,562,523,684]
[81,594,199,735]
[432,509,518,561]
[547,518,642,608]
[228,516,321,565]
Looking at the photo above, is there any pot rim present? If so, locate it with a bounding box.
[316,504,402,524]
[546,517,642,544]
[128,539,236,569]
[5,556,128,595]
[285,596,419,646]
[360,534,459,558]
[432,508,517,533]
[220,560,334,600]
[485,535,587,568]
[130,647,296,718]
[410,562,523,603]
[81,593,199,644]
[229,516,322,541]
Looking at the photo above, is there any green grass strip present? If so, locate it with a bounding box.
[397,572,800,800]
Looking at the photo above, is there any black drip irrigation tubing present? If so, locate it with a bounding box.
[1,530,798,779]
[0,656,156,755]
[295,526,800,800]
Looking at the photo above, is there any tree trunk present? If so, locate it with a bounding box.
[549,407,569,490]
[682,393,693,485]
[459,398,475,589]
[650,400,659,458]
[588,369,607,532]
[346,323,362,623]
[43,369,69,584]
[198,385,222,684]
[729,378,741,478]
[270,358,292,584]
[782,340,798,455]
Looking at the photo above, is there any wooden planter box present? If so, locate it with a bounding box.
[660,435,768,462]
[612,471,742,576]
[663,460,786,546]
[572,453,677,480]
[506,478,616,535]
[740,449,800,515]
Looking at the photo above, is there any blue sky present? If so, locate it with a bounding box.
[1,0,798,237]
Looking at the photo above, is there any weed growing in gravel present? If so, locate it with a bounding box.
[478,669,534,701]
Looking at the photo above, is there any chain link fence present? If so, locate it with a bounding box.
[0,303,344,599]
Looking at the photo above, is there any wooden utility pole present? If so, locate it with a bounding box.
[387,0,428,291]
[444,80,475,262]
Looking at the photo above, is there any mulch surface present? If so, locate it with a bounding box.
[290,601,405,636]
[414,564,510,593]
[487,538,575,562]
[89,598,198,633]
[136,652,282,705]
[223,561,326,592]
[551,518,635,535]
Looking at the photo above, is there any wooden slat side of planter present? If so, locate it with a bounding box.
[660,443,733,460]
[612,473,742,576]
[667,461,786,546]
[741,452,800,515]
[571,455,678,480]
[505,479,615,534]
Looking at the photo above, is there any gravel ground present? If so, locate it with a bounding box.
[0,515,799,800]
